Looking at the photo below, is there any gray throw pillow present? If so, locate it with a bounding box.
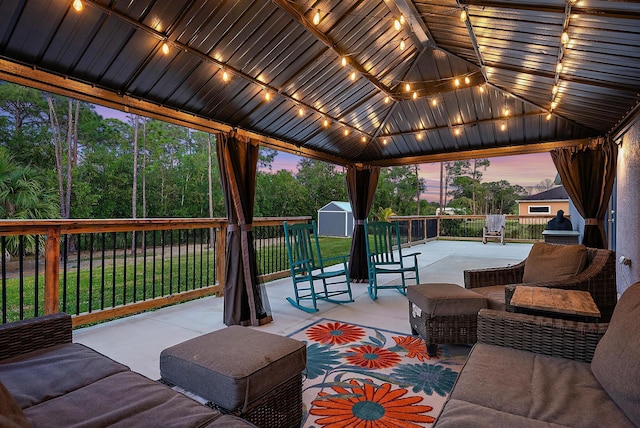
[591,282,640,425]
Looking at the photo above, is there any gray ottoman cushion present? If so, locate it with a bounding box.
[408,283,487,316]
[160,326,306,411]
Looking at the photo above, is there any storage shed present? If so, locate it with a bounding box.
[317,202,354,237]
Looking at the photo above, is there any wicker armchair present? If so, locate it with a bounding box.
[464,247,617,321]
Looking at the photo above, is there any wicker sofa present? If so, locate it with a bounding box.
[0,313,254,427]
[464,243,617,321]
[434,281,640,427]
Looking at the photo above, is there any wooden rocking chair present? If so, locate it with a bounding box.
[283,221,353,312]
[364,220,420,300]
[483,214,506,245]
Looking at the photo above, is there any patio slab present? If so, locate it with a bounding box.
[73,240,532,380]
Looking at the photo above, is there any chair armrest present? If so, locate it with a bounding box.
[477,309,607,362]
[0,313,72,361]
[464,260,525,289]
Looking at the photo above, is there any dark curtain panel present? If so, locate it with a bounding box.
[550,137,617,249]
[216,132,272,326]
[346,165,380,282]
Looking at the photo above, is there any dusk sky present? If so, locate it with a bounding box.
[94,105,557,202]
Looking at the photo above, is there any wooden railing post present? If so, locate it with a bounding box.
[215,224,227,296]
[44,227,60,315]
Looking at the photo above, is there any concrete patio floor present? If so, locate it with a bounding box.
[73,240,532,381]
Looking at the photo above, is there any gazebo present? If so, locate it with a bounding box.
[0,0,638,326]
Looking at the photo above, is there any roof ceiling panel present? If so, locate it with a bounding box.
[0,0,639,166]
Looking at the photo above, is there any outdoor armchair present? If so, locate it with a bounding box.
[464,243,617,321]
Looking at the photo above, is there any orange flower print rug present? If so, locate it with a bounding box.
[288,319,471,427]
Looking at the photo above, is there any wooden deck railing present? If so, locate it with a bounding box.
[0,217,310,327]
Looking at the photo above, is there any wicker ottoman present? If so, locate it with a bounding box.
[408,283,488,356]
[160,325,306,428]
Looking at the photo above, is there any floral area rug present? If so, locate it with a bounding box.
[288,318,470,427]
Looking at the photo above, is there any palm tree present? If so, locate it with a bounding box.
[375,207,396,222]
[0,149,58,256]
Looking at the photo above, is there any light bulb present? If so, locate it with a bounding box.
[341,56,347,67]
[417,133,422,140]
[501,123,506,131]
[400,39,405,50]
[479,86,485,93]
[552,84,559,94]
[551,101,558,110]
[556,62,563,73]
[454,128,461,136]
[384,96,390,103]
[383,138,388,145]
[323,119,329,127]
[313,10,320,25]
[413,91,417,99]
[344,129,349,136]
[464,76,470,84]
[222,70,229,82]
[561,32,570,45]
[394,19,401,31]
[72,0,83,11]
[546,113,552,120]
[460,9,467,22]
[361,136,367,143]
[298,108,304,116]
[405,83,411,92]
[264,91,271,101]
[350,71,356,81]
[400,15,405,25]
[503,108,510,116]
[431,98,438,106]
[454,78,460,87]
[161,42,170,55]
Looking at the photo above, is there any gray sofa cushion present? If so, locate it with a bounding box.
[0,380,30,428]
[435,399,568,428]
[591,282,640,426]
[0,343,128,409]
[23,371,221,428]
[448,343,633,428]
[469,285,506,310]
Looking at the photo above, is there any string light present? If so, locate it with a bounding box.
[479,85,485,93]
[464,76,470,85]
[546,113,552,120]
[344,128,350,136]
[323,118,330,127]
[405,83,411,91]
[431,98,438,106]
[454,78,460,87]
[454,128,461,136]
[460,9,467,22]
[556,62,563,73]
[412,91,417,99]
[394,19,401,31]
[361,136,367,143]
[400,15,405,25]
[341,56,347,67]
[313,9,321,25]
[383,138,388,145]
[552,84,559,95]
[264,91,271,101]
[416,133,423,141]
[350,71,356,81]
[222,70,229,82]
[503,108,510,116]
[551,101,558,110]
[501,123,507,131]
[384,96,390,103]
[298,107,304,116]
[72,0,83,12]
[400,39,406,51]
[161,42,170,55]
[561,31,570,45]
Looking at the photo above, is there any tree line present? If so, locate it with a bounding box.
[1,81,536,228]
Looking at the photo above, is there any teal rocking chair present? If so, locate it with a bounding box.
[364,220,421,300]
[283,221,353,312]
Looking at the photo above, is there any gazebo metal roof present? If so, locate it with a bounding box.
[1,0,638,166]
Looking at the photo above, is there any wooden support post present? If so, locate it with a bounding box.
[215,224,227,297]
[44,228,60,315]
